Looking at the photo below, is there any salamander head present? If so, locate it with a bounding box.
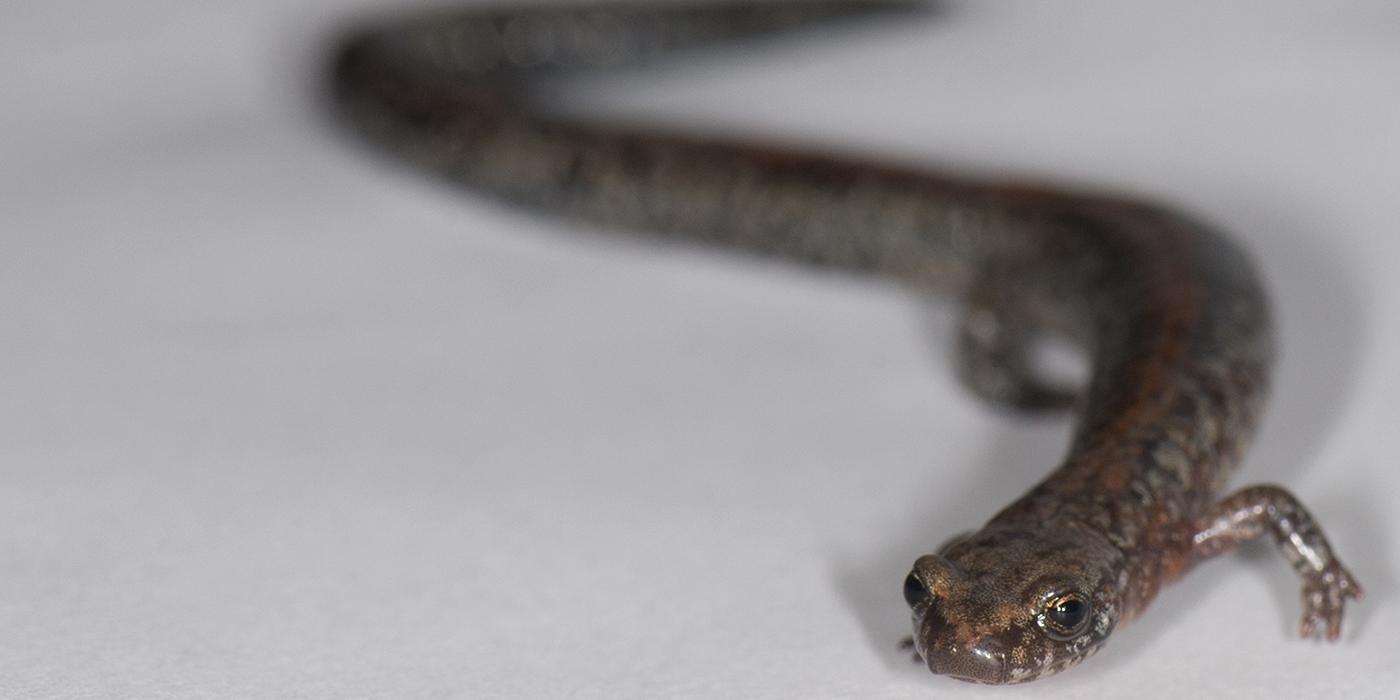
[903,527,1123,684]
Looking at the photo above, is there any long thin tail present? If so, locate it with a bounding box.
[327,3,1277,516]
[328,1,997,289]
[334,1,927,80]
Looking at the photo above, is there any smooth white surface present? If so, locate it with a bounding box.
[3,1,1398,697]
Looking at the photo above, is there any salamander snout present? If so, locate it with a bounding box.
[904,555,1008,684]
[921,619,1006,685]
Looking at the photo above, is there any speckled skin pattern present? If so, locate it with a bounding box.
[328,1,1362,685]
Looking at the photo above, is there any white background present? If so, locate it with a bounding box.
[3,1,1397,697]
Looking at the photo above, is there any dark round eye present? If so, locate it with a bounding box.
[1040,593,1090,639]
[903,572,930,608]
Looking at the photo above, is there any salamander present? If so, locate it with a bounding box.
[326,0,1362,684]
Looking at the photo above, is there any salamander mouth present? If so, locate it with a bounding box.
[946,670,1008,685]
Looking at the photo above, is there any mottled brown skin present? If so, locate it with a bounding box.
[326,1,1362,685]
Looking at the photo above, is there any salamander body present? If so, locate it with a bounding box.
[328,1,1361,684]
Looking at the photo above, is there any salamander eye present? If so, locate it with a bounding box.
[1039,593,1090,640]
[903,572,930,608]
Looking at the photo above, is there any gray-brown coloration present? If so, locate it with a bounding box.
[326,1,1362,685]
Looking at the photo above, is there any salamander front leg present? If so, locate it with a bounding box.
[1190,484,1363,640]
